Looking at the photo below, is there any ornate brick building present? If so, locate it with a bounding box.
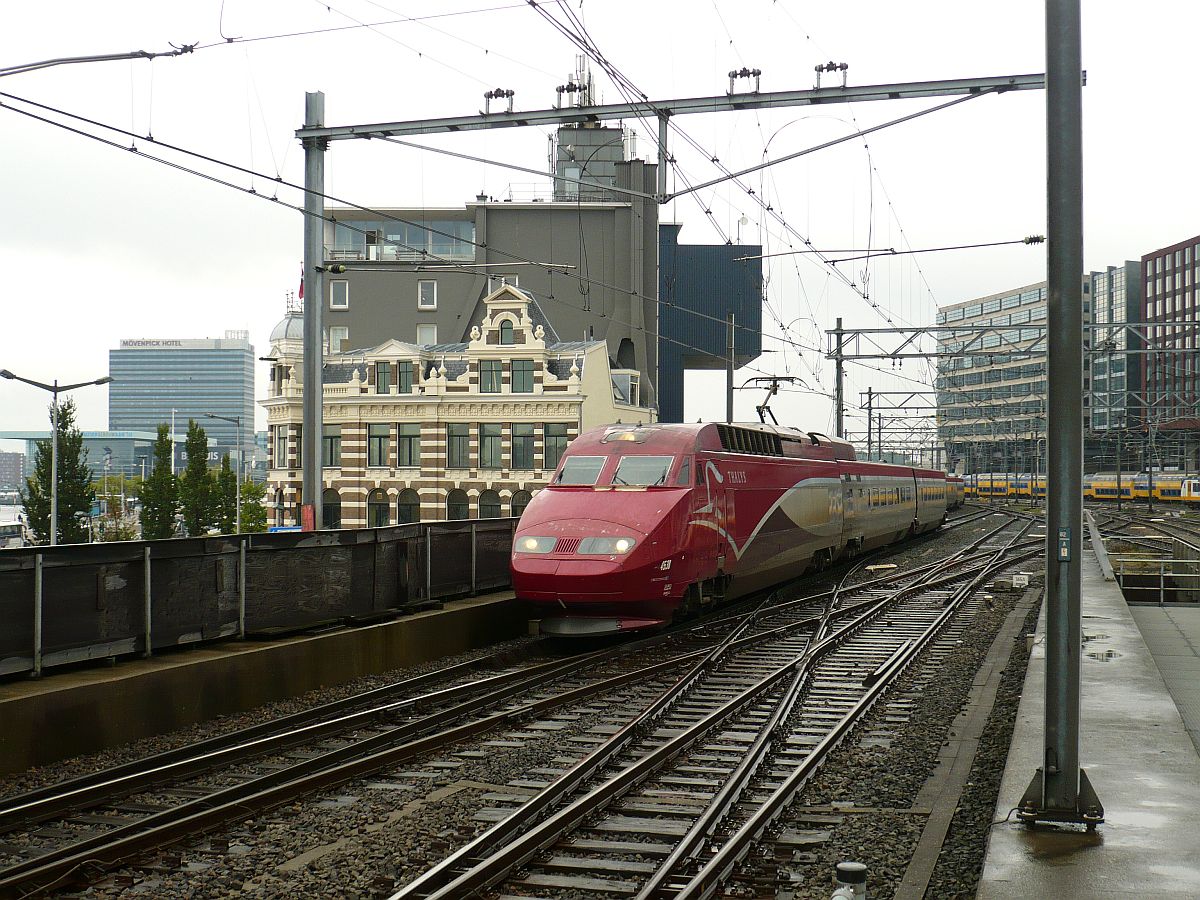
[262,285,652,527]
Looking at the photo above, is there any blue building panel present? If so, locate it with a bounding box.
[658,224,763,423]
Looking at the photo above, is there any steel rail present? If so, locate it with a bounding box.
[1,512,1020,895]
[631,516,1029,898]
[669,525,1036,899]
[0,638,713,896]
[398,519,1030,899]
[0,649,620,831]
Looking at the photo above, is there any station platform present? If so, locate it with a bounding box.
[978,547,1200,896]
[0,591,521,775]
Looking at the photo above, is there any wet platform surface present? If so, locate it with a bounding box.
[978,549,1200,897]
[1129,605,1200,754]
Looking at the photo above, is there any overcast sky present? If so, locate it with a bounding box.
[3,1,1197,452]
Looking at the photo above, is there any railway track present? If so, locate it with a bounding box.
[391,517,1036,899]
[0,510,1024,897]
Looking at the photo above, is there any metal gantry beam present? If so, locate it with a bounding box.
[827,322,1200,360]
[294,74,1046,144]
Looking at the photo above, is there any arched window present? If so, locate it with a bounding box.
[447,489,470,520]
[397,488,421,524]
[479,489,501,518]
[274,490,285,526]
[511,490,532,518]
[499,319,515,345]
[322,488,342,529]
[367,489,389,527]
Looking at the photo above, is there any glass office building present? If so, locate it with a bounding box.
[935,280,1091,473]
[108,333,254,467]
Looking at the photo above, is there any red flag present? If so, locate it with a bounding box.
[298,263,305,300]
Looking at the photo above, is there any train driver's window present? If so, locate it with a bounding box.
[556,456,606,485]
[613,455,674,486]
[677,458,692,486]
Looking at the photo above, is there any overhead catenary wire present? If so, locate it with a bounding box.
[0,84,1034,424]
[0,89,826,361]
[735,236,1045,264]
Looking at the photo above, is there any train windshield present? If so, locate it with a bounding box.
[612,455,674,486]
[557,456,606,485]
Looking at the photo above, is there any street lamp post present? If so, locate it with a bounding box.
[1,369,113,546]
[204,413,242,534]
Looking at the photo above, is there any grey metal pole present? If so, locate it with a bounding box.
[1147,433,1155,513]
[1116,424,1123,511]
[50,382,58,547]
[866,387,873,460]
[425,525,432,601]
[302,91,327,530]
[726,312,735,422]
[470,523,477,594]
[657,113,669,200]
[33,552,43,678]
[238,538,246,639]
[235,416,242,535]
[143,545,152,658]
[1021,0,1101,828]
[834,317,845,438]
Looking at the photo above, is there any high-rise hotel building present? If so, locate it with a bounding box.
[108,333,254,464]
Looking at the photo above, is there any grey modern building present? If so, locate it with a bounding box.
[108,334,254,467]
[0,450,24,490]
[321,125,659,412]
[1090,262,1143,432]
[936,279,1092,473]
[316,123,768,422]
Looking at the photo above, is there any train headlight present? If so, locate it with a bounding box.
[578,536,637,555]
[515,536,557,553]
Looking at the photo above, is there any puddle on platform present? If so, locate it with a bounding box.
[1086,649,1120,661]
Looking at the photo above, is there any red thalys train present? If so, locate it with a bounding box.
[512,422,951,635]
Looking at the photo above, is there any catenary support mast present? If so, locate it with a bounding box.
[1018,0,1102,828]
[301,92,326,530]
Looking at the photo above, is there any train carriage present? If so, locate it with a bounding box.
[975,473,1013,499]
[512,422,949,635]
[947,475,965,509]
[1182,477,1200,507]
[1152,472,1189,501]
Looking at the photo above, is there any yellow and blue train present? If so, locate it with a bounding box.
[961,472,1200,505]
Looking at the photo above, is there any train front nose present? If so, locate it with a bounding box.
[511,519,648,603]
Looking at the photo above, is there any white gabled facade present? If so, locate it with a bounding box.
[262,285,653,526]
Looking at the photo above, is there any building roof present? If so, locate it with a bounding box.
[270,311,305,343]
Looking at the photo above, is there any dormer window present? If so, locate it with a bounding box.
[499,320,515,345]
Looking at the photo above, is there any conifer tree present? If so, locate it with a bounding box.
[20,399,94,545]
[178,420,215,536]
[214,454,238,534]
[139,424,179,539]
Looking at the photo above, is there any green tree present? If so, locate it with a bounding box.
[214,454,238,534]
[139,424,179,539]
[20,398,94,545]
[178,419,215,536]
[240,478,268,533]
